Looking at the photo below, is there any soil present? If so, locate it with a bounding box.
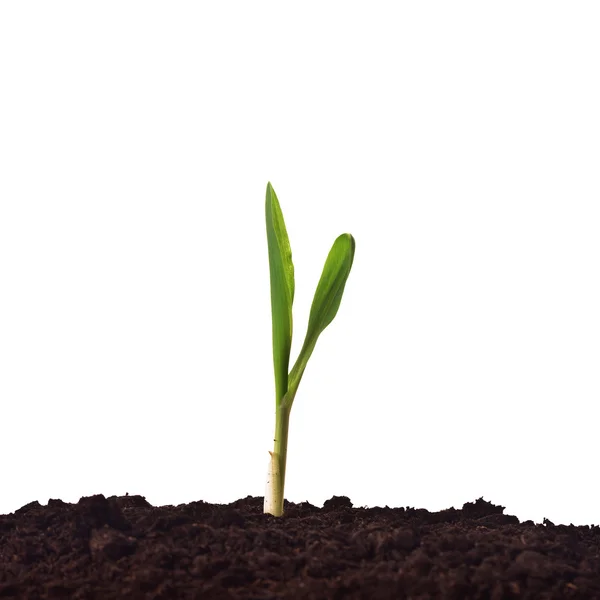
[1,494,599,599]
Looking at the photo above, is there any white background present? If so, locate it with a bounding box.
[1,3,599,525]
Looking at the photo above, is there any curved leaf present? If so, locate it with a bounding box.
[285,233,355,408]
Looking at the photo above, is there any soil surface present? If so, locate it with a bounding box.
[1,494,599,599]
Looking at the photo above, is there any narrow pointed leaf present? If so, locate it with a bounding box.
[285,233,355,407]
[265,182,295,404]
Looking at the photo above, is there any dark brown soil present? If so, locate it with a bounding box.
[1,494,599,599]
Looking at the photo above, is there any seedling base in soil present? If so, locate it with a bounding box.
[1,494,598,598]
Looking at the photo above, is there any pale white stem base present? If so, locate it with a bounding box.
[263,451,283,516]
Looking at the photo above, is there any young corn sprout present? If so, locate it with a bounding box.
[264,182,355,516]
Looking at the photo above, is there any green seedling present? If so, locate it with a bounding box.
[264,182,355,516]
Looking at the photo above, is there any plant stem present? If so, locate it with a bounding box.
[265,403,290,517]
[274,403,290,496]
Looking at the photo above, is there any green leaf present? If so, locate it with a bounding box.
[265,182,295,404]
[285,233,355,408]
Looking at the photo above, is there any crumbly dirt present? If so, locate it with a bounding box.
[1,494,599,599]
